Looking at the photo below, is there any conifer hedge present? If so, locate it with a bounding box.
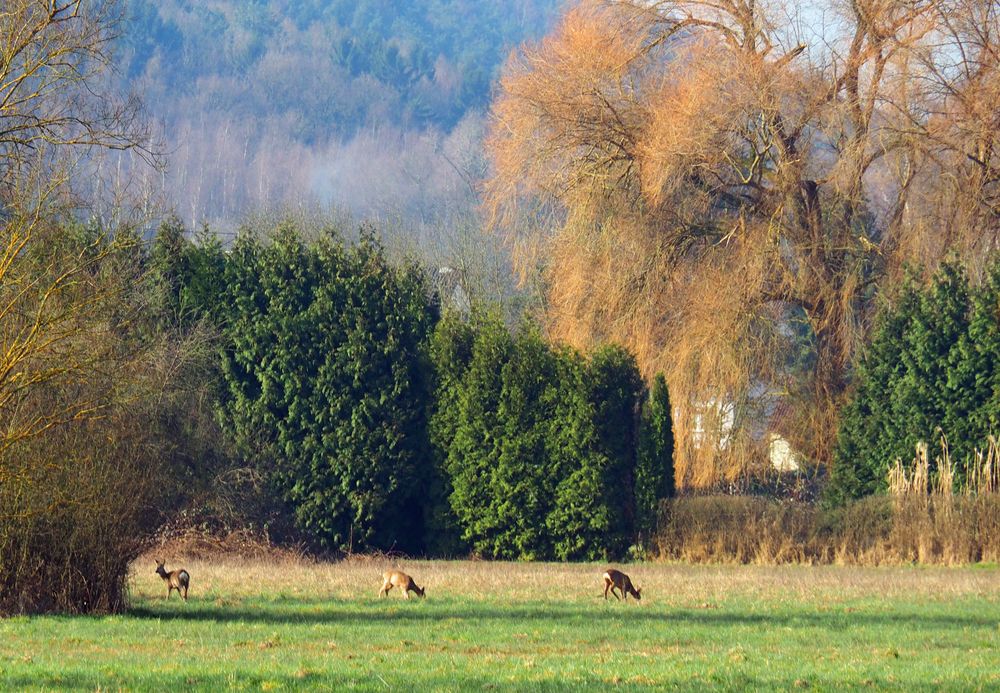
[828,261,1000,505]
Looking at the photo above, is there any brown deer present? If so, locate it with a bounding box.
[378,570,425,599]
[155,560,190,601]
[603,568,641,601]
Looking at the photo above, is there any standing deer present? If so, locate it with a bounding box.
[378,570,425,599]
[155,560,190,601]
[603,568,641,601]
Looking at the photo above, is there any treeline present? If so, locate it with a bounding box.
[1,215,673,614]
[152,218,676,561]
[118,0,561,232]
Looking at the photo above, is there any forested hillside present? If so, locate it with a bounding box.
[120,0,561,227]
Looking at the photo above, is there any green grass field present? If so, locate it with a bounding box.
[1,558,997,690]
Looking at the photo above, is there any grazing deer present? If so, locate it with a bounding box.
[603,568,641,601]
[155,560,190,601]
[378,570,425,599]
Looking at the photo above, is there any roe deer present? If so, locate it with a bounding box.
[603,568,641,601]
[378,570,425,599]
[155,560,190,601]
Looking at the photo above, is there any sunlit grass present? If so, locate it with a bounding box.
[1,557,997,690]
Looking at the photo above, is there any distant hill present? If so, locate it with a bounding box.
[119,0,562,227]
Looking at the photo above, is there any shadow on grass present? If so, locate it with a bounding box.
[125,598,998,633]
[0,668,957,692]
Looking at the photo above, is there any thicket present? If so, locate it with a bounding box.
[0,224,216,615]
[828,261,1000,505]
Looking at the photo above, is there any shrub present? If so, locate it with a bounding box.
[0,228,202,614]
[637,373,675,542]
[1,398,171,614]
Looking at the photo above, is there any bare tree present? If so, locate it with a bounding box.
[0,0,156,460]
[0,1,154,193]
[485,0,999,485]
[902,0,1000,266]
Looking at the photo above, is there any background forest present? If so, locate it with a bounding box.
[116,0,560,229]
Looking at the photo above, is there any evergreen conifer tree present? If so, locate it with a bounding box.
[636,372,675,540]
[218,227,435,552]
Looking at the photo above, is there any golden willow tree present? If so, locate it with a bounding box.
[485,0,999,487]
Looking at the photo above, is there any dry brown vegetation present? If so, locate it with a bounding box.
[655,434,1000,566]
[656,494,1000,565]
[149,526,310,564]
[485,0,1000,487]
[128,553,998,605]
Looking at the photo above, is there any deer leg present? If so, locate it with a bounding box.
[612,585,621,601]
[604,580,611,599]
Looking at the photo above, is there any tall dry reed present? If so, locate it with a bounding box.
[656,438,1000,565]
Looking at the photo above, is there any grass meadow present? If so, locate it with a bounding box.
[1,558,997,690]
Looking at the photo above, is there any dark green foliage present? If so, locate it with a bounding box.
[217,226,436,553]
[947,263,1000,458]
[182,225,228,323]
[150,216,229,327]
[545,351,607,561]
[637,373,676,540]
[828,281,921,505]
[441,314,515,556]
[549,345,644,560]
[433,315,650,561]
[829,260,1000,505]
[491,327,560,559]
[586,346,645,520]
[150,214,189,325]
[899,263,970,460]
[425,311,477,555]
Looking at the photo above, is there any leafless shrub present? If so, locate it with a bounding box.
[145,526,310,565]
